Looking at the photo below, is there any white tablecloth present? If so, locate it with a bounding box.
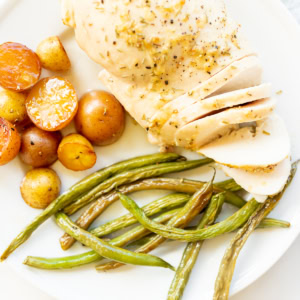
[1,0,300,299]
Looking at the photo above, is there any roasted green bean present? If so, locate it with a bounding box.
[167,193,225,300]
[96,179,214,271]
[64,158,213,215]
[55,213,175,270]
[1,153,181,261]
[60,177,242,250]
[213,161,298,300]
[89,194,190,237]
[24,208,180,270]
[60,192,190,250]
[120,194,260,242]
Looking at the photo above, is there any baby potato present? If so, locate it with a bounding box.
[0,117,21,166]
[75,90,125,146]
[20,168,61,209]
[0,87,28,124]
[58,133,97,171]
[20,126,62,167]
[36,36,71,72]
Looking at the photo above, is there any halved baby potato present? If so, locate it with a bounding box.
[58,133,97,171]
[0,42,41,91]
[20,168,61,209]
[0,87,28,124]
[0,117,21,166]
[36,36,71,72]
[26,76,78,131]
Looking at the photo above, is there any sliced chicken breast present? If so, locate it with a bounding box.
[156,83,271,146]
[175,97,276,149]
[222,157,291,199]
[199,114,290,170]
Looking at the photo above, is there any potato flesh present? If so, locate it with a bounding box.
[0,117,21,165]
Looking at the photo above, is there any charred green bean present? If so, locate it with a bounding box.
[120,195,260,242]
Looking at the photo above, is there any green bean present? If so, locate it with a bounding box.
[61,177,241,251]
[213,161,298,300]
[64,158,213,216]
[120,194,260,242]
[54,213,175,270]
[24,208,180,270]
[0,153,181,261]
[258,218,290,228]
[96,179,214,271]
[89,194,190,237]
[167,193,226,300]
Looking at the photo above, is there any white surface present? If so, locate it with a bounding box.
[0,0,300,300]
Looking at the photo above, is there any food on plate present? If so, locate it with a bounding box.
[0,0,297,299]
[36,36,71,72]
[75,90,125,146]
[60,177,242,251]
[55,212,175,270]
[0,42,41,91]
[62,0,291,200]
[26,76,78,131]
[57,133,97,171]
[0,117,21,166]
[19,126,62,167]
[0,88,28,124]
[20,168,61,209]
[0,153,183,260]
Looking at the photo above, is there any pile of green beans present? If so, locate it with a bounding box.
[60,177,242,251]
[1,153,296,300]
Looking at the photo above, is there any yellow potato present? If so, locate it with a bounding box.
[36,36,71,72]
[58,133,97,171]
[20,168,61,209]
[0,87,28,124]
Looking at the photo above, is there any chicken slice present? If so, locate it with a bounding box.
[175,97,276,149]
[199,114,290,170]
[222,157,291,199]
[148,56,261,139]
[155,83,271,146]
[100,55,261,131]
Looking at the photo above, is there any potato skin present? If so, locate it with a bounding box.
[0,87,28,124]
[58,133,97,171]
[75,90,125,146]
[20,168,61,209]
[0,117,21,166]
[36,36,71,72]
[19,126,62,167]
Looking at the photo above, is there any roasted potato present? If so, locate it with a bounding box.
[20,126,62,167]
[0,87,28,124]
[36,36,71,72]
[0,42,41,91]
[58,133,97,171]
[75,90,125,146]
[0,117,21,166]
[20,168,61,209]
[26,77,78,131]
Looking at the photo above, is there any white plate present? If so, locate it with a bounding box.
[1,0,300,299]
